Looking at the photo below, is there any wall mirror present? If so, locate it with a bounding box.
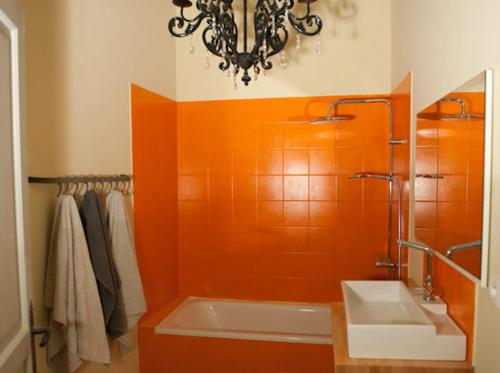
[415,69,493,286]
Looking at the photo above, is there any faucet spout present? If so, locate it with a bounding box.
[397,239,435,302]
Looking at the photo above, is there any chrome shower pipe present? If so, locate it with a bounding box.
[350,173,402,271]
[439,97,466,115]
[445,240,482,258]
[331,98,396,262]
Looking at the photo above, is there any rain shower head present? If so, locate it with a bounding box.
[417,112,484,121]
[310,114,356,125]
[417,97,484,121]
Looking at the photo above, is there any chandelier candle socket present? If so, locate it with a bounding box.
[169,0,323,85]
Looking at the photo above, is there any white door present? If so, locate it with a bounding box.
[0,2,31,373]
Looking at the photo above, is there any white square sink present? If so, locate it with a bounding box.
[341,281,466,361]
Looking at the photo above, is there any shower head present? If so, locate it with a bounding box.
[417,112,484,121]
[418,97,484,121]
[310,99,359,125]
[310,114,356,125]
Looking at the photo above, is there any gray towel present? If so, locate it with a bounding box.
[106,191,146,355]
[80,191,127,338]
[44,195,110,371]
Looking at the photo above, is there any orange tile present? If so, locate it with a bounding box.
[231,123,258,149]
[209,175,233,200]
[415,178,437,201]
[258,201,284,226]
[437,175,466,201]
[309,125,335,148]
[282,227,309,252]
[257,123,283,149]
[310,201,336,226]
[258,175,284,200]
[233,200,257,226]
[438,147,467,174]
[310,149,334,175]
[284,176,309,200]
[283,123,310,148]
[337,174,362,201]
[309,227,336,252]
[310,176,334,201]
[363,147,389,173]
[415,147,438,175]
[208,149,233,175]
[178,175,207,200]
[233,175,257,200]
[233,149,257,175]
[337,201,362,228]
[284,201,309,226]
[257,149,283,175]
[437,201,467,228]
[178,150,207,175]
[284,149,309,175]
[335,148,363,174]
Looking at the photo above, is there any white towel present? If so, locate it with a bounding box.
[44,195,110,372]
[106,191,146,355]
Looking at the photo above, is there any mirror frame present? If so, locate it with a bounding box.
[424,69,493,287]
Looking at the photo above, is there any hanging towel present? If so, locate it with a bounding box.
[106,191,147,354]
[44,195,110,372]
[80,190,127,338]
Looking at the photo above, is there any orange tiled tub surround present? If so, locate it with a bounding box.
[131,84,179,312]
[177,95,396,302]
[415,92,485,278]
[138,298,334,373]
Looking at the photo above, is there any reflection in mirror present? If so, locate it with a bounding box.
[415,72,487,281]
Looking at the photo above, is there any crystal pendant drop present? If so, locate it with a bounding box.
[296,34,301,53]
[316,35,322,55]
[189,35,195,54]
[279,50,288,69]
[233,68,238,90]
[205,51,210,69]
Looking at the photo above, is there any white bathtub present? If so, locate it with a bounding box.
[155,297,333,345]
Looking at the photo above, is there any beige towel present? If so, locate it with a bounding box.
[44,195,110,372]
[106,191,146,355]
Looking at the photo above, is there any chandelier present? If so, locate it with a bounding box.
[169,0,323,86]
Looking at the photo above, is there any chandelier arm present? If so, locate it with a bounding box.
[288,13,322,35]
[288,1,322,36]
[168,10,208,37]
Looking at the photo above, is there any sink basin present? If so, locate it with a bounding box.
[341,281,466,361]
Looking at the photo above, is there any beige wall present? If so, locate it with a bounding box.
[391,1,500,371]
[19,0,175,372]
[175,0,391,101]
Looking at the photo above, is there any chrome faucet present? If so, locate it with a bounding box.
[397,240,436,302]
[445,240,482,258]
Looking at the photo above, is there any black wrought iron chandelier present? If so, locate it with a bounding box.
[169,0,323,86]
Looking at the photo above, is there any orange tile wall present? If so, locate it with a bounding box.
[131,84,179,312]
[177,95,397,302]
[415,92,484,361]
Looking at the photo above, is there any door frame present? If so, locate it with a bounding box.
[0,3,32,372]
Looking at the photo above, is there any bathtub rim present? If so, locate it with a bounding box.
[154,296,334,345]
